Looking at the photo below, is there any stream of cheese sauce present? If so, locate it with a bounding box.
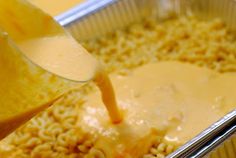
[16,34,236,156]
[77,61,236,153]
[17,35,122,123]
[29,0,85,16]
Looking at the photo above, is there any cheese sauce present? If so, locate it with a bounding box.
[29,0,85,16]
[77,62,236,152]
[18,36,98,82]
[18,35,122,123]
[16,32,236,156]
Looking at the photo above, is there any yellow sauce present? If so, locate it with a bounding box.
[18,35,98,82]
[94,70,122,123]
[17,35,122,124]
[29,0,86,16]
[1,0,235,153]
[76,61,236,155]
[0,0,121,141]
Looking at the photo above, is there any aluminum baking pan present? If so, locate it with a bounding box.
[55,0,154,41]
[167,110,236,158]
[200,126,236,158]
[55,0,236,41]
[55,0,236,157]
[202,132,236,158]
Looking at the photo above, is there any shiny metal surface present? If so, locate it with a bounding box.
[200,127,236,158]
[55,0,236,157]
[56,0,236,41]
[167,110,236,158]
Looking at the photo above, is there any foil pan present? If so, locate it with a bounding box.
[203,133,236,158]
[55,0,236,41]
[55,0,152,41]
[55,0,236,157]
[167,110,236,158]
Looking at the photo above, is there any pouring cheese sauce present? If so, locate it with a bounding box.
[17,35,236,155]
[1,0,235,156]
[77,61,236,152]
[18,35,122,124]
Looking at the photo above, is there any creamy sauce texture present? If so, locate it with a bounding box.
[18,35,122,123]
[2,23,236,157]
[14,25,236,155]
[94,70,122,123]
[78,62,236,150]
[18,35,99,82]
[0,0,96,140]
[29,0,85,16]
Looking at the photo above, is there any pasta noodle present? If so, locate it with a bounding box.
[0,16,236,158]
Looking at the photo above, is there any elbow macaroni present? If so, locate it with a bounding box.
[0,16,236,158]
